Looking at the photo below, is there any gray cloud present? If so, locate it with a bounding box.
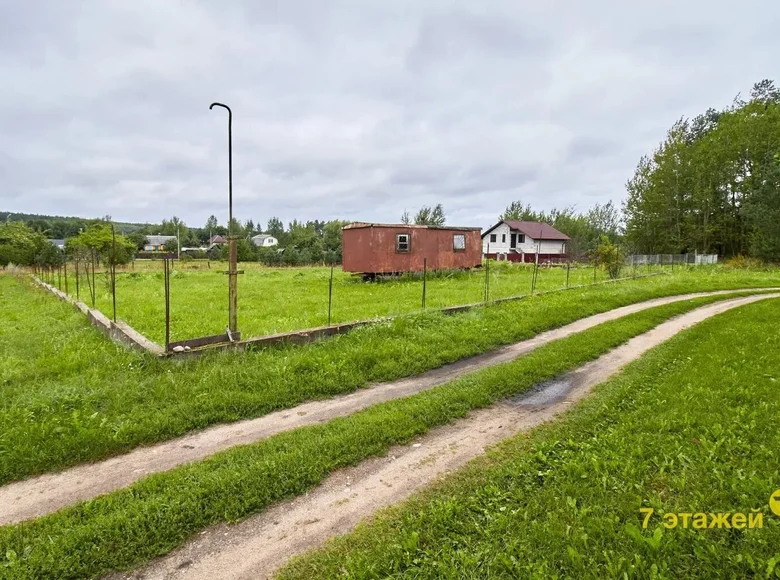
[1,0,778,231]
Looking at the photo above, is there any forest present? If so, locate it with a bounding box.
[624,79,780,260]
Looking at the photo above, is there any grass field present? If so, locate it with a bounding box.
[278,299,780,580]
[0,293,767,579]
[54,260,677,343]
[1,269,778,486]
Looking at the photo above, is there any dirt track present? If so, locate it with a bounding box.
[0,289,775,526]
[106,292,779,580]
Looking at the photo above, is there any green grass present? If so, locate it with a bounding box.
[278,299,780,580]
[1,269,778,486]
[0,293,763,579]
[65,260,673,343]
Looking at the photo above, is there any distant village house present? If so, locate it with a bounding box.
[144,235,177,252]
[251,234,278,248]
[208,235,227,249]
[482,220,569,262]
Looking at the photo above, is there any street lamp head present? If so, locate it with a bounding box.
[209,102,231,114]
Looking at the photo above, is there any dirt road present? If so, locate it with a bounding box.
[107,293,779,579]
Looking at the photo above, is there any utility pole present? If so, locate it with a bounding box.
[210,102,241,340]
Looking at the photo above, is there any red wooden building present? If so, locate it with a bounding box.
[342,223,482,277]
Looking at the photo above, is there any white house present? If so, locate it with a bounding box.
[251,234,278,248]
[144,235,177,252]
[481,220,569,262]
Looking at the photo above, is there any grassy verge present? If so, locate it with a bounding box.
[279,299,780,580]
[0,294,770,579]
[1,270,779,485]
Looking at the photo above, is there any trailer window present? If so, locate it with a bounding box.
[453,234,466,251]
[396,233,410,253]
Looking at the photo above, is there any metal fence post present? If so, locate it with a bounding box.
[566,260,570,288]
[164,259,170,349]
[422,258,427,309]
[64,260,68,295]
[111,225,117,322]
[328,263,334,325]
[91,248,96,308]
[484,254,490,303]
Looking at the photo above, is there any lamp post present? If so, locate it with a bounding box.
[209,102,240,339]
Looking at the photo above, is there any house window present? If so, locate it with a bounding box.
[489,234,497,243]
[502,234,506,243]
[396,233,410,253]
[519,234,526,244]
[453,234,466,251]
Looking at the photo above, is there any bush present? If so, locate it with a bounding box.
[594,235,625,279]
[723,255,765,269]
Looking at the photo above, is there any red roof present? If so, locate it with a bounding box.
[483,221,570,241]
[343,222,480,232]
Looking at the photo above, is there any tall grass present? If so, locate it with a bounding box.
[1,269,778,484]
[73,261,674,342]
[279,299,780,579]
[0,294,760,580]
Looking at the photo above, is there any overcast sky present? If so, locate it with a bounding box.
[1,1,778,231]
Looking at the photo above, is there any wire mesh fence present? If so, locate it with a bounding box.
[29,251,712,352]
[629,253,718,265]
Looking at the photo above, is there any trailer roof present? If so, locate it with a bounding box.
[343,222,481,232]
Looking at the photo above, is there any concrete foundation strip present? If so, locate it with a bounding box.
[30,271,670,358]
[1,289,777,526]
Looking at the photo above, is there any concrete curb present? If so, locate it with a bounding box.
[30,270,667,358]
[31,276,164,356]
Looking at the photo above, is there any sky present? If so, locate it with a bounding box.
[1,0,778,232]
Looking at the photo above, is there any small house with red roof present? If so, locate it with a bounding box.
[481,220,569,263]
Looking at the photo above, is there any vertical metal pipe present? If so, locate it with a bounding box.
[84,261,91,306]
[328,263,334,326]
[593,260,597,284]
[485,254,490,303]
[64,260,68,295]
[111,225,117,322]
[210,102,238,335]
[228,238,238,333]
[164,258,171,352]
[566,261,570,288]
[75,258,80,300]
[484,243,490,303]
[91,248,96,308]
[422,258,427,309]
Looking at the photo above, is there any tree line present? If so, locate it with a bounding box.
[0,214,350,267]
[0,220,135,269]
[2,198,625,269]
[624,79,780,260]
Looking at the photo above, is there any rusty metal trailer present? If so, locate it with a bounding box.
[342,223,482,278]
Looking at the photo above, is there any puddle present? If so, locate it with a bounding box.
[509,375,574,407]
